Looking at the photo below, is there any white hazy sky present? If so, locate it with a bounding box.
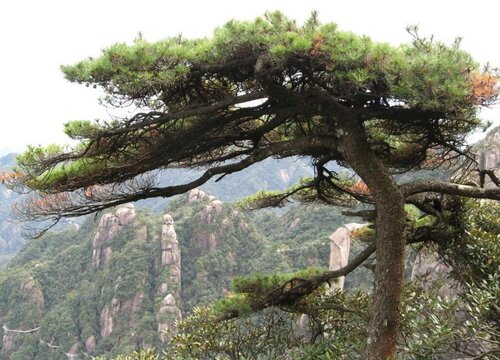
[1,0,499,154]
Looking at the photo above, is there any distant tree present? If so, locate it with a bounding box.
[10,12,500,359]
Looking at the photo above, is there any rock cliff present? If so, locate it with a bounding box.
[157,294,182,343]
[187,188,227,254]
[328,223,366,291]
[157,213,182,342]
[92,203,137,268]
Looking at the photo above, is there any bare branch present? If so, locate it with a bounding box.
[402,180,500,200]
[15,136,340,234]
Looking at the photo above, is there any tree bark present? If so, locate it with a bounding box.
[337,118,405,359]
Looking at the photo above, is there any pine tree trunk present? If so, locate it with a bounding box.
[338,119,405,359]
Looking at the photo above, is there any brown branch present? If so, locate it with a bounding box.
[479,169,500,187]
[402,180,500,200]
[357,106,444,123]
[15,137,340,231]
[468,348,500,360]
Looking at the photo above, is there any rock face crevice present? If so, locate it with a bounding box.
[160,214,180,269]
[410,250,457,297]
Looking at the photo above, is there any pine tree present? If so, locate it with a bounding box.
[11,12,500,358]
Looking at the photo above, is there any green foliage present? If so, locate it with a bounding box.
[60,12,479,116]
[95,348,160,360]
[165,288,361,359]
[63,120,103,139]
[0,210,161,358]
[240,175,358,209]
[232,267,325,294]
[253,204,348,271]
[164,278,499,360]
[0,190,360,358]
[440,199,500,284]
[166,306,301,360]
[2,161,498,359]
[401,282,461,357]
[14,11,488,201]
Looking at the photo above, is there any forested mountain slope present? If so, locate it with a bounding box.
[0,189,356,359]
[0,127,497,358]
[0,154,22,267]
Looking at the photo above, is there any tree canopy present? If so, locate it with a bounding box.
[10,11,500,359]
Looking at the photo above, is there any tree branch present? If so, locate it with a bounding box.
[402,180,500,200]
[15,137,340,231]
[220,243,376,320]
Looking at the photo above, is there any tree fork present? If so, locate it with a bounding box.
[337,117,406,359]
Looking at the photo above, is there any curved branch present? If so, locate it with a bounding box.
[220,243,376,320]
[402,180,500,200]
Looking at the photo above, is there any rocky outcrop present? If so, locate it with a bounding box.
[479,127,500,188]
[115,204,136,226]
[99,305,113,338]
[188,188,207,203]
[187,189,227,254]
[197,199,224,252]
[85,335,96,353]
[20,276,44,308]
[93,207,183,345]
[200,199,224,224]
[194,232,217,253]
[157,214,182,341]
[161,214,180,268]
[67,342,79,357]
[122,292,144,323]
[328,223,366,291]
[157,294,182,343]
[100,291,146,340]
[2,332,18,352]
[411,251,451,282]
[411,250,457,296]
[298,222,367,340]
[92,204,136,268]
[158,213,181,295]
